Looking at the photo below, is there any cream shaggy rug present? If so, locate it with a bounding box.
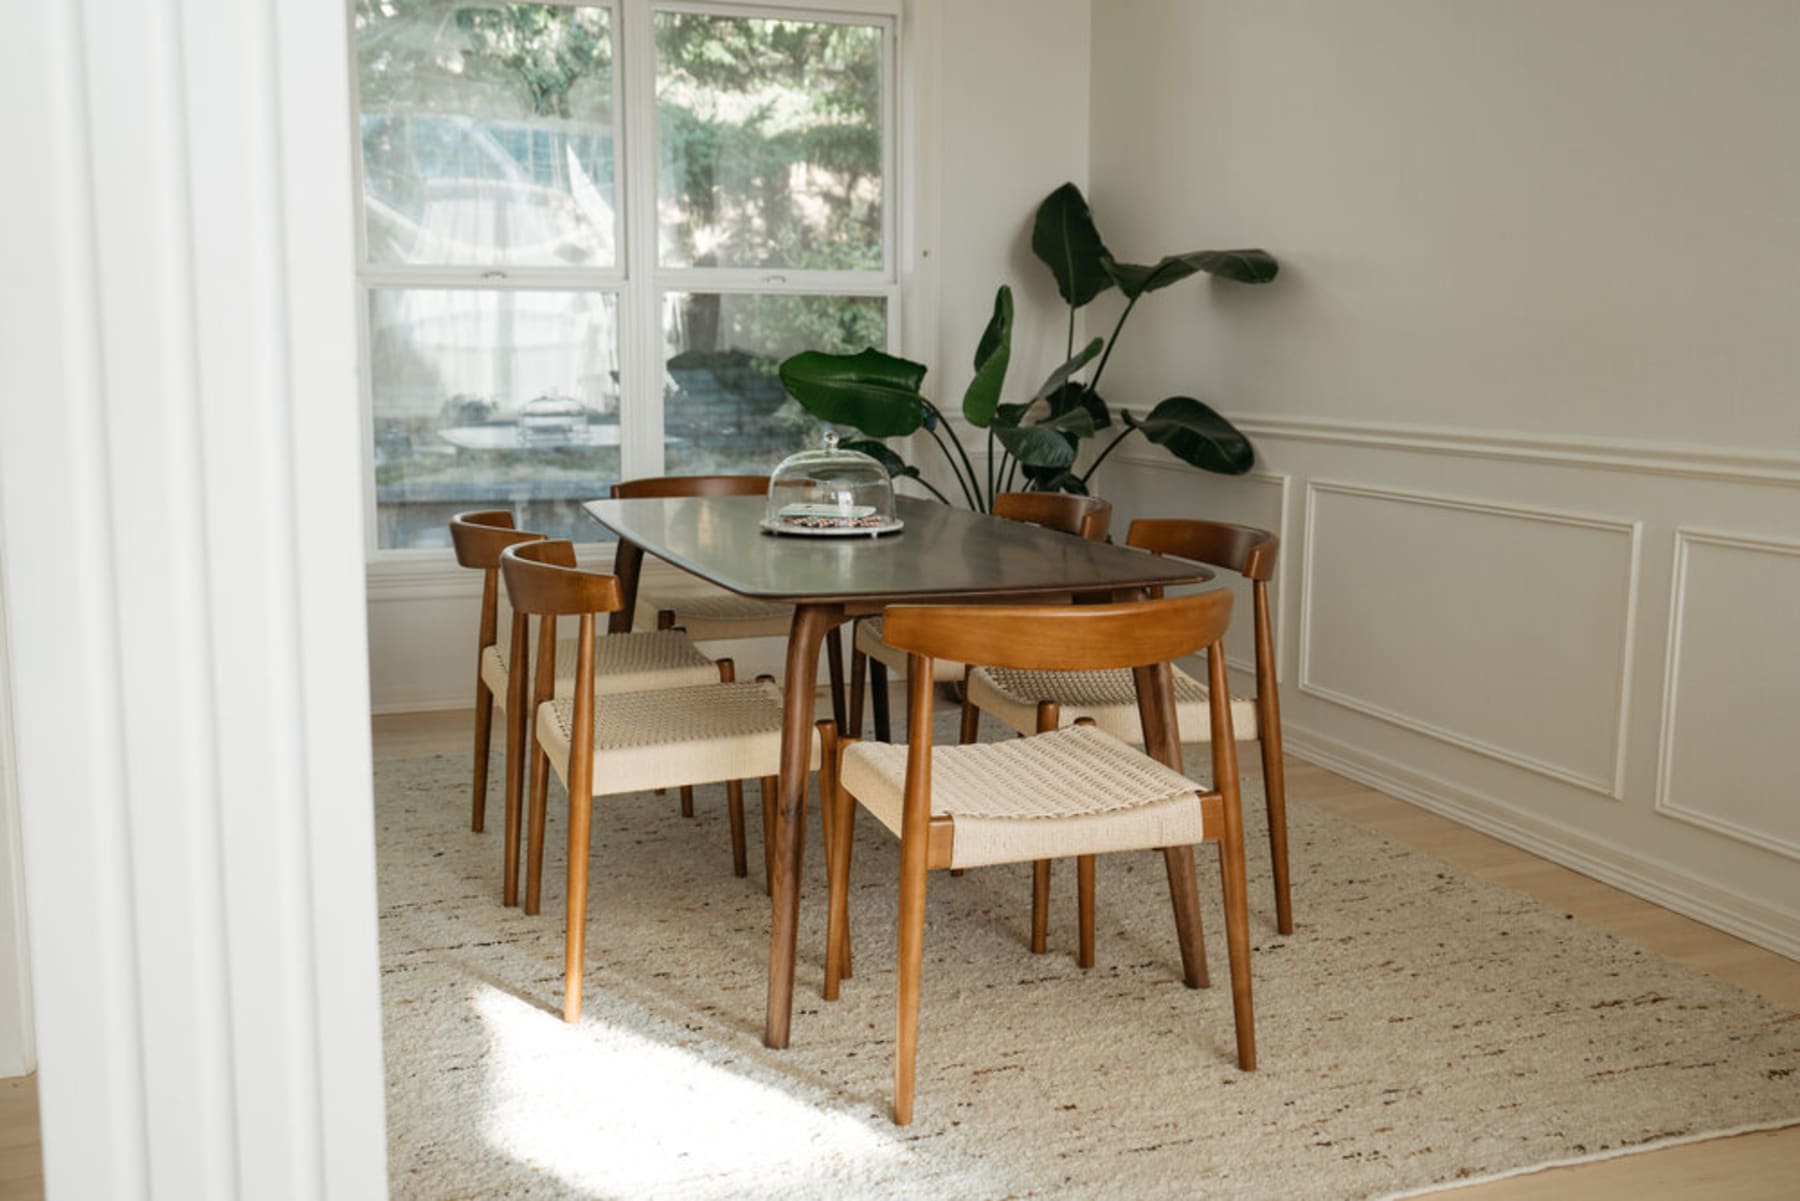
[377,720,1799,1200]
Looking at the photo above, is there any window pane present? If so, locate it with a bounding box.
[656,14,883,270]
[663,292,885,476]
[356,3,616,268]
[371,289,621,548]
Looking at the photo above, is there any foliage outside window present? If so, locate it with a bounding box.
[354,0,894,551]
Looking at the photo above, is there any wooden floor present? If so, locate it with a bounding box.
[1,705,1793,1199]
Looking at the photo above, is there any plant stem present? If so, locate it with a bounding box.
[1065,301,1076,363]
[922,418,980,510]
[1087,293,1140,394]
[1078,426,1138,485]
[910,474,953,505]
[927,402,987,513]
[985,425,996,512]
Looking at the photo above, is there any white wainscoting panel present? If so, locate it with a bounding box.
[1300,481,1641,798]
[1656,530,1800,860]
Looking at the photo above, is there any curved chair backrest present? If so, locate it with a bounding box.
[993,492,1112,542]
[610,474,771,500]
[500,540,625,618]
[450,509,546,570]
[1126,519,1277,582]
[882,591,1232,674]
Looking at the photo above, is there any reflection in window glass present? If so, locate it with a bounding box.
[656,13,883,270]
[357,3,616,267]
[371,289,621,548]
[662,292,885,476]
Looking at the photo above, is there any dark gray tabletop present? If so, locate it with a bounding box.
[584,495,1211,603]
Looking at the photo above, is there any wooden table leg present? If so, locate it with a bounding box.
[609,539,644,634]
[766,602,840,1048]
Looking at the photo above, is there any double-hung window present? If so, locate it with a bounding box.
[353,0,897,552]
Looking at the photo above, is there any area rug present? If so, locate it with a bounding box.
[376,719,1799,1200]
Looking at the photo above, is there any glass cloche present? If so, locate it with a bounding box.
[762,431,903,537]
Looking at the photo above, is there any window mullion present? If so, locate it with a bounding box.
[619,0,665,482]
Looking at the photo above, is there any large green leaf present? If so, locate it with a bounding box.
[778,348,928,438]
[1045,382,1111,431]
[995,423,1080,469]
[1032,337,1104,402]
[1123,396,1255,475]
[1102,249,1280,299]
[1025,469,1089,495]
[961,286,1014,427]
[993,401,1031,429]
[996,405,1095,469]
[1031,183,1115,308]
[841,438,920,482]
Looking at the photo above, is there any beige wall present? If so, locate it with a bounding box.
[1087,0,1800,448]
[1088,0,1800,954]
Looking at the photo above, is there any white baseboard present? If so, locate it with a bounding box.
[1284,725,1800,963]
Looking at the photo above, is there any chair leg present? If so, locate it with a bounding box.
[824,740,857,999]
[958,689,980,744]
[501,698,525,907]
[524,745,551,916]
[760,775,777,897]
[825,626,847,731]
[894,829,930,1126]
[1218,831,1257,1069]
[1030,860,1051,954]
[726,779,747,877]
[815,720,850,982]
[870,658,891,742]
[680,785,695,818]
[1162,845,1211,990]
[563,783,594,1024]
[849,645,867,739]
[1259,714,1294,936]
[1077,855,1096,969]
[470,680,494,832]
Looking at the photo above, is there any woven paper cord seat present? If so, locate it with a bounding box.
[854,617,966,684]
[636,558,791,640]
[841,724,1206,869]
[967,664,1260,744]
[537,680,821,796]
[479,629,719,700]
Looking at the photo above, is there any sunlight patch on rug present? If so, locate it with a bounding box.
[473,985,901,1194]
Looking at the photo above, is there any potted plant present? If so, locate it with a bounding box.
[778,182,1278,510]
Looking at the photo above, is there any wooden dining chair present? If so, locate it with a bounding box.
[963,519,1293,946]
[612,473,850,746]
[823,592,1256,1124]
[449,510,721,868]
[848,492,1112,742]
[499,538,837,1023]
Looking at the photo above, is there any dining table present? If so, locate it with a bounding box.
[584,493,1215,1050]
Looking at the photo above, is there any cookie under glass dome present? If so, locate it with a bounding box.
[762,431,903,537]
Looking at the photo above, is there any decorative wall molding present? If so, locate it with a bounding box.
[1654,528,1800,862]
[1298,480,1642,800]
[1227,412,1800,488]
[1284,726,1800,962]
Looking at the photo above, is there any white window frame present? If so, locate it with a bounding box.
[352,0,904,564]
